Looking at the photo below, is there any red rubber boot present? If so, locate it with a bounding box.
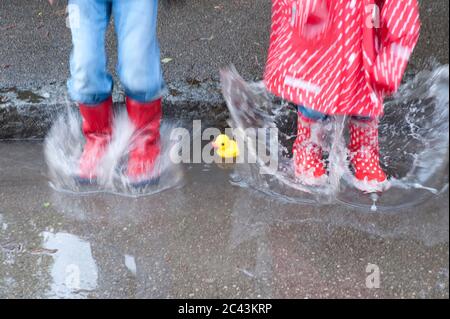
[126,97,162,187]
[348,118,387,189]
[293,114,327,183]
[77,97,113,184]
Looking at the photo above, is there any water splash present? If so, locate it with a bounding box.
[221,64,449,211]
[44,103,184,198]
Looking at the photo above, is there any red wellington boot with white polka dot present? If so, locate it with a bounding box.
[348,118,388,192]
[293,114,327,184]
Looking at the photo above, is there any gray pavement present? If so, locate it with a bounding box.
[0,142,448,298]
[0,0,449,138]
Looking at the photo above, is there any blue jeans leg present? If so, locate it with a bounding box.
[67,0,113,105]
[113,0,165,103]
[298,106,328,121]
[298,106,375,121]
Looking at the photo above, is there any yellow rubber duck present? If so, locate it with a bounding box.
[212,134,239,159]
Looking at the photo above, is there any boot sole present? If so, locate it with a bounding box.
[352,177,391,193]
[74,176,98,186]
[129,176,160,189]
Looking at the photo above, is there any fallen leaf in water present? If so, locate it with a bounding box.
[30,248,58,255]
[161,58,173,64]
[186,78,202,86]
[200,35,214,41]
[43,202,51,208]
[55,9,67,17]
[1,24,16,31]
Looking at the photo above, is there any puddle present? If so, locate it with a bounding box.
[42,231,98,299]
[0,141,448,298]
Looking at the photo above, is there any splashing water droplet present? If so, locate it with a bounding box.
[370,193,378,212]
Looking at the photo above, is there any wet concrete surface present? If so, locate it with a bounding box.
[0,141,448,299]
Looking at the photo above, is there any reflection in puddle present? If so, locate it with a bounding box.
[124,255,137,277]
[42,232,98,298]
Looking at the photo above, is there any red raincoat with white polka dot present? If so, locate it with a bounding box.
[264,0,421,117]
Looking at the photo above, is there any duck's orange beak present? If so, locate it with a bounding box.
[211,142,218,149]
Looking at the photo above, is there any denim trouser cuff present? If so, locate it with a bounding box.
[298,105,374,121]
[68,85,112,105]
[125,84,167,103]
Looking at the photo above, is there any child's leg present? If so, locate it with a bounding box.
[112,0,165,102]
[67,0,113,183]
[67,0,113,104]
[294,106,327,181]
[112,0,164,186]
[348,116,387,184]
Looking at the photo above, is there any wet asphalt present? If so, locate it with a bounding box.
[0,141,448,298]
